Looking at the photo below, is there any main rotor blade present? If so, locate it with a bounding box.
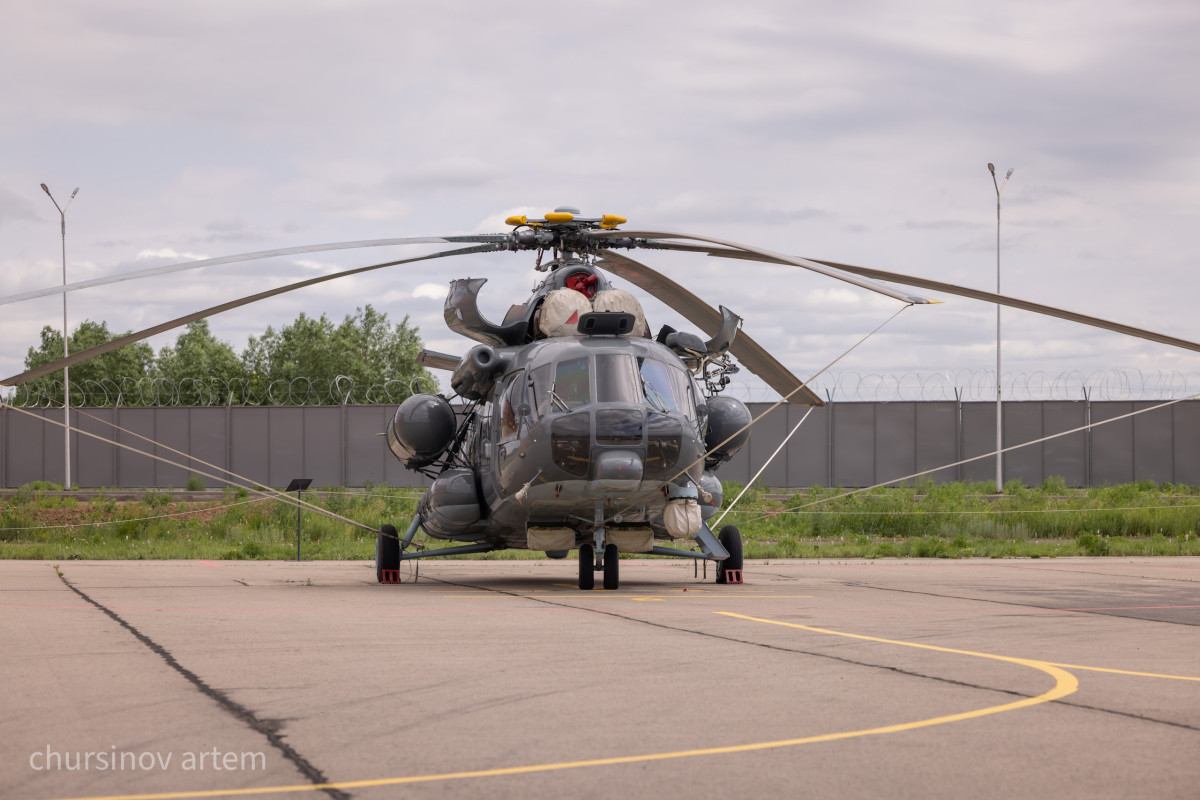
[590,229,933,305]
[661,243,1200,355]
[2,243,502,386]
[0,235,508,307]
[597,251,824,406]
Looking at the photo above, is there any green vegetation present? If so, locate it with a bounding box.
[0,486,425,561]
[0,478,1197,561]
[725,477,1200,560]
[14,306,434,406]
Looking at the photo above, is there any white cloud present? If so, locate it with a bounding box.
[412,283,448,300]
[1,1,1198,394]
[293,258,340,272]
[135,248,210,262]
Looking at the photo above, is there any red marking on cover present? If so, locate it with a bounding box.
[565,272,599,298]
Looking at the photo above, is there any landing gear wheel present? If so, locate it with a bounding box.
[715,525,743,584]
[603,543,620,590]
[578,544,595,590]
[376,524,400,583]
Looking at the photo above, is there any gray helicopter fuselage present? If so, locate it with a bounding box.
[418,333,712,549]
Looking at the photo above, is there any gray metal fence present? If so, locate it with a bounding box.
[3,400,1198,490]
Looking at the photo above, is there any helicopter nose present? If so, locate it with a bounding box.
[590,449,643,491]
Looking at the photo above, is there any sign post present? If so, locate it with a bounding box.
[285,478,313,560]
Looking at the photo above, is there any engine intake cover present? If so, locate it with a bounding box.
[387,394,456,469]
[704,395,752,466]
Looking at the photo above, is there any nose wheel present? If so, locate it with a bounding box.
[603,543,620,590]
[578,542,621,590]
[578,544,594,590]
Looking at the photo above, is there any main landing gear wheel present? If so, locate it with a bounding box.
[715,525,743,584]
[578,544,595,590]
[376,524,400,583]
[603,543,620,590]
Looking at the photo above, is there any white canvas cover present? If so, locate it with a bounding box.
[592,288,646,336]
[526,527,576,551]
[605,528,655,553]
[663,498,702,538]
[540,288,593,338]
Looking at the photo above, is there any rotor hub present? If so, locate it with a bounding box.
[503,209,635,253]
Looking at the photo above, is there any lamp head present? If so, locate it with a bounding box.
[987,163,995,175]
[40,183,50,195]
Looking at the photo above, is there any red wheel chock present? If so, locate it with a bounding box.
[380,570,401,584]
[724,569,743,584]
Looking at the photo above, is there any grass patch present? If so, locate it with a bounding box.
[0,480,1198,561]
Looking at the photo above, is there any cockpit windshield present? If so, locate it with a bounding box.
[541,352,698,419]
[550,356,590,411]
[596,354,641,403]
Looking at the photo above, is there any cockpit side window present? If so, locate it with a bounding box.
[529,364,552,419]
[498,370,525,440]
[638,357,680,414]
[638,356,697,420]
[551,356,590,412]
[667,363,699,421]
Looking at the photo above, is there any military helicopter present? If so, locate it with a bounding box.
[6,206,1200,590]
[384,221,778,591]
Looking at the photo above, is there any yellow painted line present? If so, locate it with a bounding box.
[719,612,1080,671]
[46,615,1077,800]
[717,613,1200,683]
[431,589,554,593]
[1041,662,1200,681]
[433,593,556,597]
[431,592,813,599]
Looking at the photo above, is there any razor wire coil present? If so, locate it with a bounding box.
[3,375,428,408]
[805,369,1200,403]
[3,369,1198,407]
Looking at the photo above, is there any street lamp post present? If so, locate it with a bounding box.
[988,164,1013,494]
[40,184,79,490]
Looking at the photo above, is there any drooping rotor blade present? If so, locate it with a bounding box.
[0,234,508,307]
[589,229,934,305]
[597,251,824,406]
[657,242,1200,355]
[2,243,503,386]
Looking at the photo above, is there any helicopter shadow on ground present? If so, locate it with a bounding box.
[371,563,722,593]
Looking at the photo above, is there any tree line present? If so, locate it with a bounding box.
[17,305,436,406]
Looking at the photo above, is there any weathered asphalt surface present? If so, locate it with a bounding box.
[3,557,1198,800]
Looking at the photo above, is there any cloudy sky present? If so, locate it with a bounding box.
[3,1,1199,402]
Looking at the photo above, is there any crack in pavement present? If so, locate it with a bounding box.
[424,575,1200,733]
[54,569,352,800]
